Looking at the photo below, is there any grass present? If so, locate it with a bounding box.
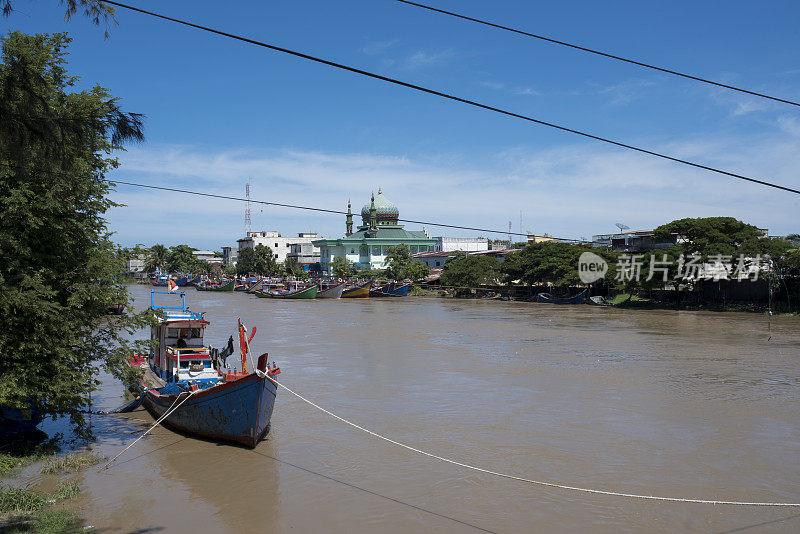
[50,482,80,502]
[0,509,82,533]
[0,486,46,513]
[40,453,104,475]
[0,442,60,478]
[0,482,83,533]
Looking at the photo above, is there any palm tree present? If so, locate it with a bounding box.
[144,244,169,273]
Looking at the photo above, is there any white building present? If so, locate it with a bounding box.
[192,251,223,266]
[433,237,489,253]
[237,231,320,264]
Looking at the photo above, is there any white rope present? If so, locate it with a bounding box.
[269,378,800,507]
[98,388,199,471]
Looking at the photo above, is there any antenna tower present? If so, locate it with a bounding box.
[245,181,252,235]
[508,220,512,246]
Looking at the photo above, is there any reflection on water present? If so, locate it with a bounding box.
[59,286,800,532]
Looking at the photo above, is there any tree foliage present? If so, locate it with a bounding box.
[440,251,499,288]
[236,245,277,276]
[501,242,614,289]
[0,32,149,433]
[330,256,357,278]
[385,244,430,281]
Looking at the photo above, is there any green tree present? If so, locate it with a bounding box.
[440,251,499,290]
[144,244,168,273]
[236,245,277,276]
[165,244,201,273]
[0,32,148,433]
[502,242,612,290]
[385,244,430,281]
[330,256,357,278]
[653,217,767,258]
[283,257,309,279]
[2,0,117,38]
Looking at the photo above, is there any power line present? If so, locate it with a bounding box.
[101,1,800,197]
[0,161,577,241]
[393,0,800,108]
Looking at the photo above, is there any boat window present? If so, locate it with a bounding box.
[180,361,189,368]
[166,328,179,338]
[190,328,202,338]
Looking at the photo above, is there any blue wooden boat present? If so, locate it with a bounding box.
[143,364,277,448]
[388,282,411,296]
[187,275,202,286]
[535,289,588,304]
[369,281,395,297]
[174,276,189,286]
[142,291,279,447]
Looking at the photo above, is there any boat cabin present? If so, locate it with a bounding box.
[149,291,218,384]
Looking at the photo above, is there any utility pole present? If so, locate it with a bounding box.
[245,180,252,235]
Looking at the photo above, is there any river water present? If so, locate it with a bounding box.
[42,285,800,532]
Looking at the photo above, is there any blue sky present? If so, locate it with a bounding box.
[3,0,800,248]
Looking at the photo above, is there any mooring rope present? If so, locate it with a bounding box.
[269,378,800,507]
[98,388,199,471]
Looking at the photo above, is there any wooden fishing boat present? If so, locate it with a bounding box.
[341,278,372,298]
[369,281,395,297]
[187,275,202,286]
[388,282,411,296]
[246,278,265,293]
[195,279,235,292]
[316,280,346,299]
[536,289,588,304]
[174,276,189,287]
[255,283,318,299]
[142,291,280,447]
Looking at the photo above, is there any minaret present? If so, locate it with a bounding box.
[345,199,353,236]
[369,191,377,231]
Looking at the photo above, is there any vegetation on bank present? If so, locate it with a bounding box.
[0,32,152,436]
[434,217,800,311]
[40,453,104,476]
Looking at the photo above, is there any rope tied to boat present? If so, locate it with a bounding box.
[266,377,800,508]
[97,388,200,472]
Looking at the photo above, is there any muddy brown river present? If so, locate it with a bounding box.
[30,285,800,532]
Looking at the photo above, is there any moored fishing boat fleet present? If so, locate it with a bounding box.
[152,273,412,299]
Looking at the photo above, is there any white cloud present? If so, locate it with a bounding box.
[598,78,657,105]
[401,49,455,70]
[361,39,399,56]
[107,134,800,249]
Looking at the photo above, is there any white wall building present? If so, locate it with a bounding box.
[433,237,489,253]
[192,251,223,266]
[237,231,321,264]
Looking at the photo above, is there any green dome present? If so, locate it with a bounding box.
[361,190,399,222]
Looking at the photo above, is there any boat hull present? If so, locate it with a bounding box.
[255,285,318,299]
[342,279,373,298]
[316,282,345,299]
[536,289,588,304]
[196,280,236,292]
[143,374,277,448]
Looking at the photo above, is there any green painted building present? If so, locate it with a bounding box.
[313,189,436,272]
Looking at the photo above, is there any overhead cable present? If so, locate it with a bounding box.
[100,1,800,196]
[394,0,800,108]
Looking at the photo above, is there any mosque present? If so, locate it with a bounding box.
[313,189,436,272]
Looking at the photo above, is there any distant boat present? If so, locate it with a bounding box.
[255,283,318,299]
[316,280,346,299]
[588,295,611,306]
[187,276,202,286]
[195,280,235,292]
[369,281,395,297]
[246,278,265,294]
[174,276,190,287]
[535,289,588,304]
[388,282,411,296]
[341,279,372,298]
